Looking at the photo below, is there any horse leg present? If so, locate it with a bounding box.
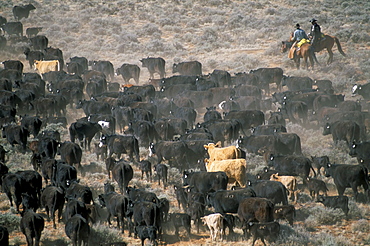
[327,48,334,64]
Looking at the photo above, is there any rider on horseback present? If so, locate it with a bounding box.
[288,23,309,59]
[309,18,322,48]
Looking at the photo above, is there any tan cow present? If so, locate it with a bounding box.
[201,213,224,241]
[34,60,60,75]
[204,142,241,162]
[205,158,247,187]
[270,173,298,202]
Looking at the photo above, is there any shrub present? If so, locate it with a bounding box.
[304,205,346,228]
[0,212,21,232]
[89,223,123,244]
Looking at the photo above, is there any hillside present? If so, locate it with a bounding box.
[0,0,370,245]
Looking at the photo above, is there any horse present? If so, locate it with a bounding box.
[281,41,318,70]
[312,34,346,64]
[290,33,346,64]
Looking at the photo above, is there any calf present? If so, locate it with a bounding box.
[139,160,152,182]
[169,213,191,240]
[20,210,45,246]
[112,160,133,194]
[273,205,295,226]
[311,155,330,176]
[40,186,65,229]
[135,225,158,246]
[304,177,329,200]
[247,221,280,246]
[154,164,168,188]
[65,181,94,204]
[174,184,188,210]
[270,173,298,202]
[65,215,90,246]
[201,213,224,241]
[317,195,349,216]
[94,142,107,161]
[98,192,129,234]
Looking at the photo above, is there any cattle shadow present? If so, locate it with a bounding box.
[161,233,206,244]
[42,238,68,246]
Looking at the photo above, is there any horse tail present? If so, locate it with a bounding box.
[334,36,346,57]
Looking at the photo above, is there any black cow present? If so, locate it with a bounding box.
[304,177,329,200]
[172,61,202,76]
[268,154,315,179]
[63,199,89,223]
[182,171,228,195]
[282,76,313,91]
[317,195,349,216]
[20,210,44,246]
[57,142,83,171]
[70,56,88,71]
[140,57,166,79]
[311,155,330,176]
[98,192,129,233]
[314,79,334,92]
[26,27,43,38]
[13,4,35,20]
[237,197,275,236]
[207,188,256,213]
[247,180,288,205]
[65,214,90,246]
[100,134,139,161]
[1,173,24,213]
[20,192,38,214]
[40,185,65,229]
[174,184,188,210]
[130,201,162,238]
[139,160,155,182]
[24,48,44,69]
[29,35,49,51]
[324,163,369,201]
[135,225,158,246]
[209,69,231,88]
[0,226,9,246]
[52,161,78,191]
[236,135,289,156]
[76,100,111,116]
[249,67,283,94]
[273,205,295,226]
[69,120,102,151]
[149,141,191,170]
[274,132,302,155]
[323,120,361,145]
[2,21,23,36]
[112,160,134,194]
[313,94,345,113]
[246,221,280,246]
[20,116,43,138]
[0,78,12,91]
[2,124,28,152]
[349,141,370,167]
[153,164,168,188]
[17,170,42,203]
[66,61,85,76]
[187,191,206,234]
[91,60,114,81]
[116,63,140,84]
[0,35,5,49]
[280,100,308,125]
[65,181,94,204]
[169,213,191,240]
[352,83,370,100]
[2,59,24,73]
[125,120,158,148]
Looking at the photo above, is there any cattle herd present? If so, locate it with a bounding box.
[0,3,370,246]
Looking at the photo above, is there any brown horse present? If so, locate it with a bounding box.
[281,41,318,70]
[312,34,346,64]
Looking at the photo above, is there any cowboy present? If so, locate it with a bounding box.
[288,23,309,59]
[309,18,322,48]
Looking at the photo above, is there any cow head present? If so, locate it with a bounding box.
[324,163,332,177]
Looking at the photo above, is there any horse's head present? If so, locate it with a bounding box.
[281,41,291,53]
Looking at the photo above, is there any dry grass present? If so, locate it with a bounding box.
[1,0,370,245]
